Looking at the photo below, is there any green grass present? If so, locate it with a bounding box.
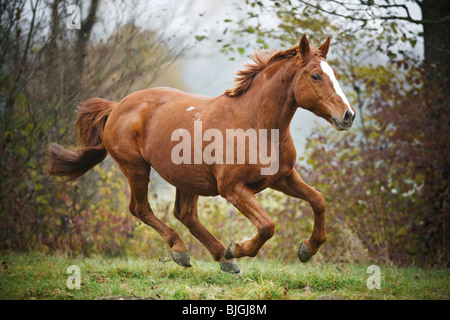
[0,252,448,300]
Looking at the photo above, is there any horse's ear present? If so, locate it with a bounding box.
[318,36,331,59]
[298,34,310,60]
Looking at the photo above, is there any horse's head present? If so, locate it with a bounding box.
[293,35,356,131]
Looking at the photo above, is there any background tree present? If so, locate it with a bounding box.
[294,0,450,85]
[0,0,190,254]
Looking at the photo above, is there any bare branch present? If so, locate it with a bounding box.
[297,0,450,25]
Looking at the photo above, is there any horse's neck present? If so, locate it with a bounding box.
[238,59,298,134]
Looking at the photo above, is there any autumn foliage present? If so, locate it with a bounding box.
[1,1,448,266]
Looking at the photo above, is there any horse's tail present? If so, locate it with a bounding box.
[46,98,116,181]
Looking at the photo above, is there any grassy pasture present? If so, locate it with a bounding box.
[0,252,448,300]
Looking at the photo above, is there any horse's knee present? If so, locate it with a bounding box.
[173,206,181,220]
[129,200,153,221]
[174,207,196,228]
[129,201,138,218]
[260,220,275,241]
[311,191,327,214]
[181,215,196,229]
[173,190,198,227]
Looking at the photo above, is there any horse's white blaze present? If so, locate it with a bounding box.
[320,61,354,115]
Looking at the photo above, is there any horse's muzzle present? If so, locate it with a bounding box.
[332,110,355,131]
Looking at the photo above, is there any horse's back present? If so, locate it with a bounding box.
[121,87,211,105]
[107,86,212,124]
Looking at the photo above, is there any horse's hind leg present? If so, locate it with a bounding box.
[173,189,240,274]
[120,161,190,267]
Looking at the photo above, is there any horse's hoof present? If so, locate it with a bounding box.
[224,243,235,260]
[298,242,313,263]
[171,251,191,267]
[220,259,240,274]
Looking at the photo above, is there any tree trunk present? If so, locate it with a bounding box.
[420,0,450,88]
[68,0,99,99]
[419,0,450,264]
[76,0,99,74]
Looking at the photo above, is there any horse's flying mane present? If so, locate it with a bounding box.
[224,44,302,97]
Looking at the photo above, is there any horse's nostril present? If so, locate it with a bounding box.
[344,110,353,124]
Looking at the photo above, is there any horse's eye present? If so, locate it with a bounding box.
[311,73,321,81]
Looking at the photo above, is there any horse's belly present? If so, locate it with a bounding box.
[150,160,219,196]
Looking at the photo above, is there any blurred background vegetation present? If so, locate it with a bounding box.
[0,0,448,267]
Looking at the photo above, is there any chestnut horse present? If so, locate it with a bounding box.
[47,35,355,273]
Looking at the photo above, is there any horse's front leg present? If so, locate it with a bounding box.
[271,169,327,262]
[222,184,275,259]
